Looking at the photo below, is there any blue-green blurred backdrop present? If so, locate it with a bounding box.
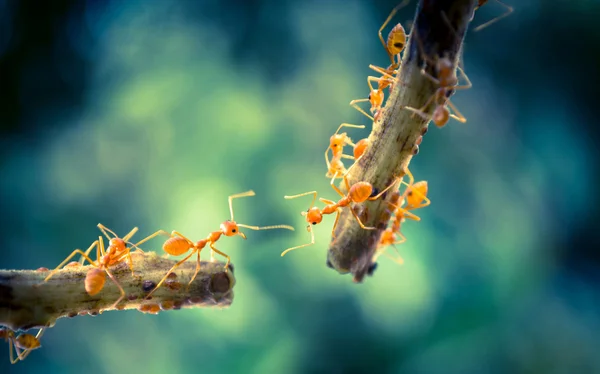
[1,0,599,373]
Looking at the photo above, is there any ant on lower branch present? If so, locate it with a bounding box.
[1,327,45,364]
[281,165,400,257]
[41,225,142,309]
[135,190,294,298]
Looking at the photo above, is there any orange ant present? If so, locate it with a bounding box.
[473,0,513,32]
[350,1,412,120]
[281,167,400,257]
[373,169,428,263]
[325,123,365,178]
[402,168,430,210]
[41,225,142,309]
[1,327,45,364]
[134,190,294,297]
[404,26,472,127]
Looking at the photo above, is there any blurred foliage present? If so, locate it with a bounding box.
[1,0,599,373]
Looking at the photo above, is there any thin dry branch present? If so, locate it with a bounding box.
[0,251,235,330]
[327,0,477,282]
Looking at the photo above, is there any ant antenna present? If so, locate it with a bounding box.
[228,190,256,221]
[284,191,318,209]
[237,224,295,231]
[474,0,513,32]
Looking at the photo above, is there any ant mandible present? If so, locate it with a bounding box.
[41,225,142,309]
[325,123,365,178]
[135,190,294,298]
[281,166,400,257]
[1,327,45,364]
[473,0,513,32]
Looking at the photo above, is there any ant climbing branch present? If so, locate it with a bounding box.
[0,251,235,331]
[327,0,477,283]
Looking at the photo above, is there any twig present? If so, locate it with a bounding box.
[327,0,477,282]
[0,251,235,330]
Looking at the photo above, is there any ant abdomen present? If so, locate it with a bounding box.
[387,24,407,55]
[349,182,373,203]
[85,268,106,296]
[163,237,191,256]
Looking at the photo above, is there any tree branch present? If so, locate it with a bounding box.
[327,0,477,282]
[0,251,235,330]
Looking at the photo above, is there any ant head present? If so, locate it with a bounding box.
[305,207,323,226]
[0,329,11,340]
[330,134,347,150]
[220,220,246,239]
[109,238,126,252]
[406,181,428,207]
[432,106,450,128]
[369,90,384,109]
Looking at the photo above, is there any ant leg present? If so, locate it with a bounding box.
[454,66,473,91]
[97,223,119,240]
[334,123,365,137]
[369,65,397,81]
[473,0,513,32]
[382,244,405,265]
[78,237,99,265]
[280,227,315,257]
[43,243,99,283]
[349,99,374,121]
[368,177,401,201]
[349,206,376,230]
[145,251,195,299]
[122,227,139,242]
[131,230,171,248]
[447,100,467,123]
[284,191,318,209]
[209,244,230,271]
[104,268,125,310]
[187,249,203,289]
[228,190,256,221]
[330,210,341,239]
[404,91,436,120]
[319,197,336,205]
[329,173,346,197]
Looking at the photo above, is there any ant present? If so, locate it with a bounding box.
[41,225,142,309]
[325,123,365,178]
[134,190,294,298]
[373,169,428,263]
[1,327,45,364]
[281,166,400,257]
[402,168,431,210]
[404,25,472,128]
[350,1,411,120]
[473,0,513,32]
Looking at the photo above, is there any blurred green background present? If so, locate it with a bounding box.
[1,0,599,373]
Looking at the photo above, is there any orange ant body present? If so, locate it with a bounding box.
[353,138,369,159]
[135,190,294,297]
[350,1,411,120]
[405,53,472,127]
[1,328,45,364]
[282,168,399,257]
[325,123,365,178]
[473,0,513,32]
[41,224,142,309]
[373,169,428,263]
